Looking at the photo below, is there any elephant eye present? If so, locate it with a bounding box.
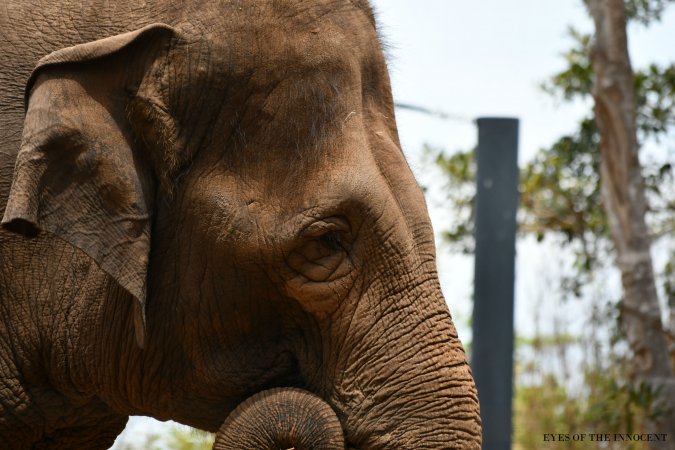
[318,231,343,251]
[301,216,351,247]
[284,216,356,318]
[285,216,353,283]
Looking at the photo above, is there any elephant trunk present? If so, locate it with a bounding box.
[329,284,482,449]
[213,387,345,450]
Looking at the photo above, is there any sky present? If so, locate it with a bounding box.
[112,2,675,447]
[367,0,675,342]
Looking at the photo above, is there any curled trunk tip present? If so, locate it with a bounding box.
[214,387,345,450]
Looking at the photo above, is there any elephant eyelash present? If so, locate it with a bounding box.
[319,231,343,251]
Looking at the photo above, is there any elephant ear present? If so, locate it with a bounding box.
[1,23,179,348]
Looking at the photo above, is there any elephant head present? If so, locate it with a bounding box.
[1,1,480,448]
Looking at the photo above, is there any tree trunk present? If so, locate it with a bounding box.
[585,0,675,446]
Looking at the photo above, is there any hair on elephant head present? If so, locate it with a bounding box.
[0,1,481,449]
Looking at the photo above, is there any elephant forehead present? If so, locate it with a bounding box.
[239,76,360,156]
[169,16,370,172]
[183,131,382,226]
[165,2,389,171]
[217,112,373,200]
[197,0,371,103]
[203,0,372,65]
[218,24,362,112]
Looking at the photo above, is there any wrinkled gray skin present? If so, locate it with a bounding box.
[0,1,481,448]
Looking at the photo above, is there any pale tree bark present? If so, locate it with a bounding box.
[585,0,675,446]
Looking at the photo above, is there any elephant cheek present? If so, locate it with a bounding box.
[283,268,356,320]
[284,276,341,320]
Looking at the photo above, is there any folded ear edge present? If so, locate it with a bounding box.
[4,22,180,349]
[2,217,40,238]
[24,23,178,109]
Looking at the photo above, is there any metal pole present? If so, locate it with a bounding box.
[471,117,519,450]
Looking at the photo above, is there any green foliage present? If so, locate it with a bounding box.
[623,0,675,24]
[434,17,675,275]
[111,424,215,450]
[432,1,675,447]
[543,25,675,143]
[513,295,662,450]
[514,374,578,450]
[542,28,593,101]
[429,146,476,253]
[164,427,215,450]
[112,433,162,450]
[433,117,610,284]
[665,257,675,302]
[515,344,666,450]
[635,64,675,138]
[520,119,603,241]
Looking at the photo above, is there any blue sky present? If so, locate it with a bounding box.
[113,2,675,446]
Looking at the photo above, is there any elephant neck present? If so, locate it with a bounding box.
[0,236,136,442]
[40,266,141,407]
[74,276,178,418]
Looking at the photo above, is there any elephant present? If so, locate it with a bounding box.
[0,0,481,448]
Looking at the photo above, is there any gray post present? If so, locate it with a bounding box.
[471,117,519,450]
